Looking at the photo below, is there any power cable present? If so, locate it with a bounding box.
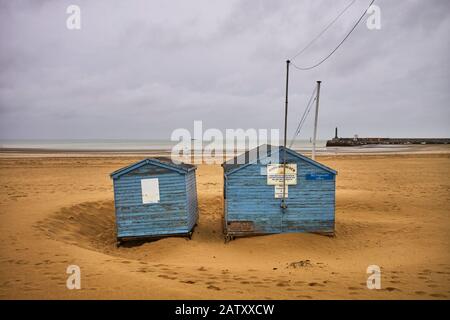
[291,0,376,71]
[291,0,357,60]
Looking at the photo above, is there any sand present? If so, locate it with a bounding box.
[0,152,449,299]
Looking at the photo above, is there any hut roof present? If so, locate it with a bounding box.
[222,144,337,176]
[111,157,196,179]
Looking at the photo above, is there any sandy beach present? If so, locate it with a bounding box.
[0,148,449,299]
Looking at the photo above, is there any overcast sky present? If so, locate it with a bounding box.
[0,0,449,140]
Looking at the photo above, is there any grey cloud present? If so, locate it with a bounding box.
[0,0,449,139]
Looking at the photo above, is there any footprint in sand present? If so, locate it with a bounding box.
[389,280,401,284]
[136,267,154,273]
[276,282,290,287]
[429,293,447,298]
[348,286,361,291]
[158,274,177,280]
[207,285,221,291]
[415,291,426,295]
[154,264,167,267]
[384,287,401,292]
[308,282,325,287]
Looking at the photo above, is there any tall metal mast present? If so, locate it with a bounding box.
[281,60,290,209]
[312,80,321,161]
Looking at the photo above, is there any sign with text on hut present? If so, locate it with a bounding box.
[267,164,297,199]
[274,185,289,198]
[267,164,297,185]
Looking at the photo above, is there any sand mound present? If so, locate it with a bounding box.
[35,200,117,252]
[35,193,226,258]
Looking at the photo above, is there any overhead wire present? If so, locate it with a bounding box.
[291,0,376,71]
[289,85,317,148]
[291,0,357,60]
[287,0,377,149]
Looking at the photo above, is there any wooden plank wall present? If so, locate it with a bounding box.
[225,153,335,235]
[113,163,190,238]
[185,170,199,230]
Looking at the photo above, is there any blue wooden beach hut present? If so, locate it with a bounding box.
[110,158,198,244]
[222,145,337,240]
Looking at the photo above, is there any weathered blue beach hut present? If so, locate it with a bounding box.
[110,158,198,244]
[222,145,336,240]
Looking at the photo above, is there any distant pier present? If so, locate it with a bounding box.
[326,137,450,147]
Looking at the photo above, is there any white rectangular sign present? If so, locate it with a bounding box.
[141,178,160,204]
[267,164,297,185]
[274,185,288,198]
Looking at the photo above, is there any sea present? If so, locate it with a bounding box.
[0,139,328,152]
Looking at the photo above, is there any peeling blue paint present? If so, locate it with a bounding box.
[223,145,336,237]
[111,158,198,240]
